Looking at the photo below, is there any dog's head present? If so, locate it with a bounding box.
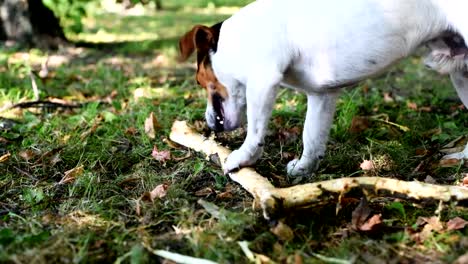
[179,23,243,132]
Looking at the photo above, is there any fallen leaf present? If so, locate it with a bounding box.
[151,145,171,163]
[278,127,301,144]
[19,149,39,161]
[144,112,160,139]
[447,217,468,231]
[461,174,468,187]
[352,197,372,229]
[383,92,395,103]
[424,175,437,184]
[407,101,418,110]
[125,127,138,136]
[141,183,169,202]
[415,216,444,242]
[439,158,463,168]
[271,221,294,241]
[0,152,11,163]
[360,160,375,171]
[359,214,382,231]
[195,187,214,197]
[419,106,432,112]
[454,252,468,264]
[216,191,233,199]
[349,116,370,134]
[59,165,85,184]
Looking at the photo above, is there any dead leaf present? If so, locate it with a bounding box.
[454,252,468,264]
[461,174,468,188]
[360,160,375,171]
[359,214,382,231]
[195,187,214,197]
[349,116,370,134]
[151,145,171,163]
[0,152,11,163]
[216,191,233,199]
[419,106,432,112]
[19,149,39,161]
[141,183,169,202]
[144,112,160,139]
[439,158,463,168]
[80,117,102,140]
[278,127,301,144]
[352,197,372,229]
[125,127,138,136]
[407,101,418,110]
[383,92,395,103]
[271,221,294,241]
[424,175,437,184]
[415,216,444,242]
[59,165,85,184]
[447,217,468,231]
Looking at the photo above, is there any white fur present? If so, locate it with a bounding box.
[208,0,468,176]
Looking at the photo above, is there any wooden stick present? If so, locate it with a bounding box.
[170,120,468,219]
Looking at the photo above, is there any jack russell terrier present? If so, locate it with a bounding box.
[179,0,468,177]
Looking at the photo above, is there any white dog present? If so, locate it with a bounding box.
[179,0,468,177]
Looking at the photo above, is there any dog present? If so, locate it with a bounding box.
[179,0,468,177]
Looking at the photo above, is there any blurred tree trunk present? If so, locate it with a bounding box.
[155,0,162,10]
[0,0,66,48]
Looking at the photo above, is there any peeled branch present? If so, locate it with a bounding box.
[170,120,468,220]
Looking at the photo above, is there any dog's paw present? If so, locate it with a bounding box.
[223,148,261,174]
[287,159,316,177]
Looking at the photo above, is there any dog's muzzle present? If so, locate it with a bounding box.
[211,93,225,132]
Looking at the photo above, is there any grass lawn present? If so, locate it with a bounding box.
[1,1,467,263]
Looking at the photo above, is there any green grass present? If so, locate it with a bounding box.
[1,1,468,263]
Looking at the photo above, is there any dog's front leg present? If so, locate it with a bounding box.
[223,73,282,174]
[442,71,468,160]
[287,92,340,177]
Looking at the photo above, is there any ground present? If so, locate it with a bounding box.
[0,1,467,263]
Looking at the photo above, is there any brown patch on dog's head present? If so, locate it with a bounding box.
[179,23,227,98]
[179,22,228,131]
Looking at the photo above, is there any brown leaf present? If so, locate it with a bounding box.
[424,175,437,184]
[152,145,171,162]
[216,191,233,199]
[19,149,38,161]
[352,197,372,229]
[349,116,370,134]
[359,214,382,231]
[407,101,418,110]
[271,221,294,241]
[454,252,468,264]
[439,158,463,168]
[383,92,395,103]
[125,127,138,136]
[415,216,444,242]
[419,106,432,112]
[144,112,160,139]
[195,187,214,197]
[0,152,11,163]
[461,174,468,188]
[447,217,468,231]
[59,165,85,184]
[360,160,375,171]
[278,127,301,143]
[141,184,169,202]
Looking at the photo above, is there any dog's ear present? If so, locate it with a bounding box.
[179,25,215,62]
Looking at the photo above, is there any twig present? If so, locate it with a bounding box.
[169,120,468,220]
[9,100,83,110]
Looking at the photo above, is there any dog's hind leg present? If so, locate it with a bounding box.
[287,91,340,177]
[443,71,468,160]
